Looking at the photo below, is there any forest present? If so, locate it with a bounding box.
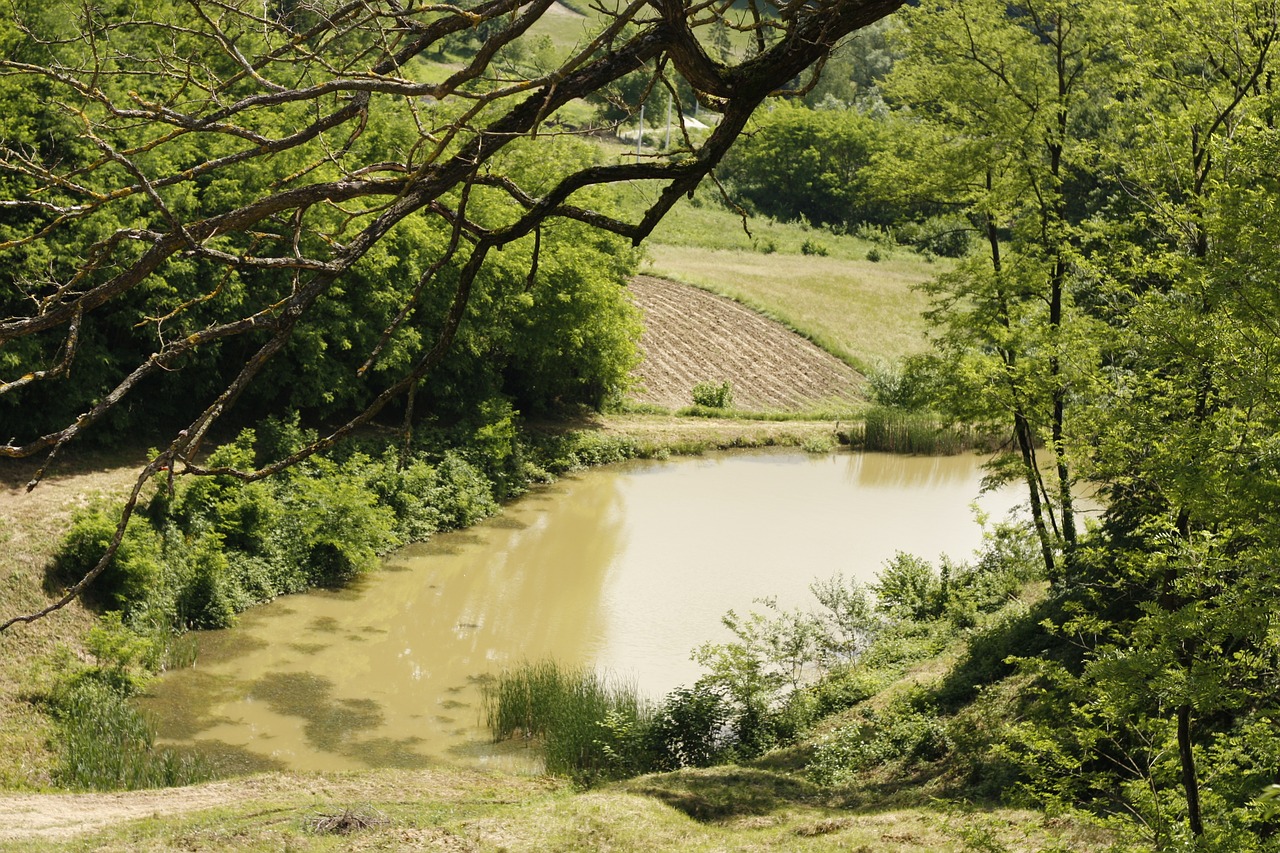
[2,0,1280,850]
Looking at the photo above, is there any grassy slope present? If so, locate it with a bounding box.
[617,186,940,373]
[0,452,147,790]
[0,767,1109,852]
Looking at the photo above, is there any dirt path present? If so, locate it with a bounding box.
[626,275,864,411]
[0,783,248,841]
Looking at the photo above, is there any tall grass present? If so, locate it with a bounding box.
[848,407,988,455]
[484,660,652,784]
[53,678,211,790]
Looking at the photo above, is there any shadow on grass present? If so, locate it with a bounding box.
[624,767,825,822]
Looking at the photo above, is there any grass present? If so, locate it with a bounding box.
[51,678,211,792]
[846,407,992,456]
[484,660,649,784]
[644,243,935,373]
[0,765,1115,852]
[609,188,941,372]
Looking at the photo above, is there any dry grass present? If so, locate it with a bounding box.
[0,448,148,789]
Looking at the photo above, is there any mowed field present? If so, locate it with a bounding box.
[644,245,935,371]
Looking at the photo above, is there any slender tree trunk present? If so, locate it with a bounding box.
[1015,410,1058,578]
[1178,704,1204,838]
[985,188,1058,579]
[1049,252,1076,580]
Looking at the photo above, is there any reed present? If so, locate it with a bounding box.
[54,679,211,791]
[848,407,987,455]
[484,660,651,784]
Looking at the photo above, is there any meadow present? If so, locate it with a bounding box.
[616,187,940,373]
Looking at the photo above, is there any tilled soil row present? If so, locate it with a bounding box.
[626,275,864,411]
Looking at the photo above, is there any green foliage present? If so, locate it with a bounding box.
[52,426,506,637]
[176,537,239,630]
[718,102,911,229]
[688,576,884,754]
[483,660,651,786]
[892,215,973,258]
[284,458,398,587]
[49,676,209,791]
[800,238,829,257]
[644,684,737,771]
[872,552,943,621]
[82,612,165,694]
[57,506,164,615]
[808,695,951,786]
[690,381,734,409]
[864,356,934,410]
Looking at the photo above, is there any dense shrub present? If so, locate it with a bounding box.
[57,508,164,615]
[872,552,943,621]
[645,684,737,771]
[691,381,734,409]
[718,102,910,228]
[54,426,504,636]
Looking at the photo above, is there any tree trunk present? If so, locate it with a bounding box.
[1178,704,1204,839]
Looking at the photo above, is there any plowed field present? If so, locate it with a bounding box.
[626,275,864,411]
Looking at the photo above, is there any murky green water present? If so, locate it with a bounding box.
[144,450,1029,773]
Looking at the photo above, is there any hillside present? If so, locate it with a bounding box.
[625,276,864,412]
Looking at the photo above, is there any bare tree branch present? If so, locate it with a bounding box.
[0,0,903,627]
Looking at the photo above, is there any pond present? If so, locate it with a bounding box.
[143,449,1029,774]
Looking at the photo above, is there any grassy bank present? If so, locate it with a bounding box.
[0,764,1109,851]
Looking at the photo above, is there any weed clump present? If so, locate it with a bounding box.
[691,381,734,409]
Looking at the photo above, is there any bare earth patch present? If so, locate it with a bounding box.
[0,770,559,842]
[626,275,864,411]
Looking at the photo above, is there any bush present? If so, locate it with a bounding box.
[691,380,734,409]
[800,238,829,256]
[56,506,164,615]
[893,214,972,258]
[872,552,943,621]
[176,536,239,630]
[808,665,885,717]
[426,451,498,530]
[293,469,398,586]
[864,356,934,410]
[645,684,736,770]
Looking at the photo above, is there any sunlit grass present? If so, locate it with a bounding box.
[645,243,935,372]
[604,186,943,371]
[845,407,991,455]
[484,660,649,785]
[22,766,1115,852]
